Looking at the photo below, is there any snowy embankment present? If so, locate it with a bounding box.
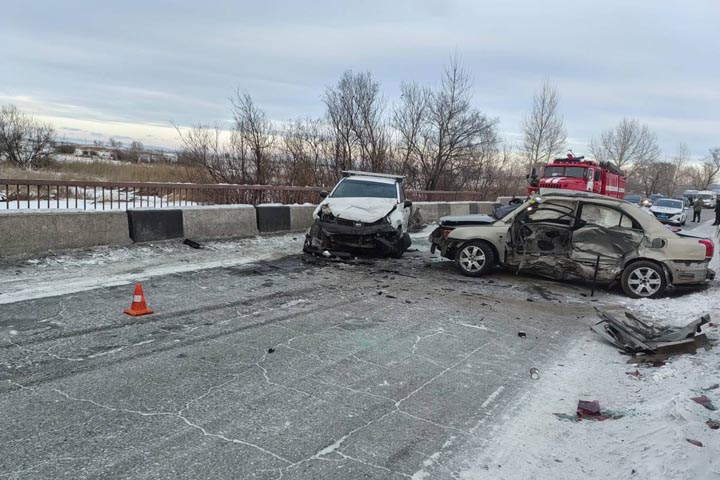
[454,220,720,480]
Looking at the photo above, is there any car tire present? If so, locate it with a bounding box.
[454,241,496,277]
[390,232,411,259]
[621,261,667,299]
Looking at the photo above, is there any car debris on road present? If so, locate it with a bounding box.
[554,399,623,422]
[591,309,712,363]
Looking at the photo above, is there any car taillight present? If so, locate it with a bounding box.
[699,239,714,259]
[441,227,455,239]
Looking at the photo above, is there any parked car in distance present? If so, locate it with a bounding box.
[698,190,717,208]
[303,171,412,258]
[650,198,689,226]
[683,189,699,203]
[429,191,715,298]
[624,194,642,205]
[647,194,664,206]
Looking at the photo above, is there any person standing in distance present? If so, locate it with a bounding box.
[693,197,703,223]
[714,198,720,226]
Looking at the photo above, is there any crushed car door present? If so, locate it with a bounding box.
[570,203,645,281]
[507,199,579,279]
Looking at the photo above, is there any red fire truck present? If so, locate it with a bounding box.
[527,154,626,199]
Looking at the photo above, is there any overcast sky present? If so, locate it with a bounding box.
[1,0,718,156]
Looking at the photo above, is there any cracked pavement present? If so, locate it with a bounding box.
[0,246,610,479]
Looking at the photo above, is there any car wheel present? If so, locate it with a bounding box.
[455,241,496,277]
[621,261,667,299]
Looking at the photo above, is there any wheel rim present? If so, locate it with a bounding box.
[459,245,486,272]
[627,267,662,296]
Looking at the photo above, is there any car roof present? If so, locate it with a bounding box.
[341,175,398,185]
[342,170,404,182]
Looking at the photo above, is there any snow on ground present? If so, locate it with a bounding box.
[451,219,720,480]
[0,234,303,305]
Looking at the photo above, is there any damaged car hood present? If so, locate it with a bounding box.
[317,197,398,223]
[439,215,496,227]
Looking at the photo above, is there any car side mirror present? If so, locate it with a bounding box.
[404,200,413,208]
[319,191,328,199]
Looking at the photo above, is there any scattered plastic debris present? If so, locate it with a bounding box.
[591,309,711,363]
[691,395,717,411]
[686,438,703,447]
[267,348,275,354]
[704,384,719,391]
[183,238,203,249]
[554,400,623,422]
[529,367,540,380]
[626,369,641,378]
[706,419,720,430]
[518,331,527,338]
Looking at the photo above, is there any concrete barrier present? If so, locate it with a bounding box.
[289,205,316,231]
[127,209,183,243]
[413,202,452,223]
[182,205,258,239]
[0,210,131,257]
[256,205,291,233]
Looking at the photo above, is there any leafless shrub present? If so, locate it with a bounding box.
[0,104,56,170]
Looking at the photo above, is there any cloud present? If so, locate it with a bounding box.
[0,0,718,156]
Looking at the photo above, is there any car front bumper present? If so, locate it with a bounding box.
[304,219,403,255]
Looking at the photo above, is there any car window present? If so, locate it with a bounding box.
[543,166,563,177]
[526,201,576,223]
[332,179,397,199]
[653,199,683,209]
[565,167,586,178]
[581,204,629,229]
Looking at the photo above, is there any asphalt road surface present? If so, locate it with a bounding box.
[0,211,711,479]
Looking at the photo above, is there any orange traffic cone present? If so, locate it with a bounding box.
[123,283,154,316]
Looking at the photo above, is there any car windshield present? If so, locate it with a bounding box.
[564,166,587,178]
[625,195,641,203]
[654,199,683,209]
[699,193,714,200]
[331,179,397,199]
[543,166,564,177]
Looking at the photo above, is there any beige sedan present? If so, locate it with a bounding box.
[429,191,715,298]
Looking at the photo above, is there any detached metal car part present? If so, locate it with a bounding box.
[304,171,413,258]
[430,191,715,298]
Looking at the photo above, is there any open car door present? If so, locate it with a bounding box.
[507,199,580,279]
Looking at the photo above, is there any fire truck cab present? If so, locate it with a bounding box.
[528,154,625,199]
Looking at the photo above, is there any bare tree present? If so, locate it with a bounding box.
[686,148,720,190]
[0,104,55,169]
[631,159,674,196]
[393,57,498,190]
[324,71,390,174]
[281,117,334,186]
[590,118,660,173]
[520,79,566,172]
[175,123,233,182]
[668,142,690,194]
[231,90,275,184]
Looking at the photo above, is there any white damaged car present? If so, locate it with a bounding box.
[649,198,688,226]
[303,171,413,258]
